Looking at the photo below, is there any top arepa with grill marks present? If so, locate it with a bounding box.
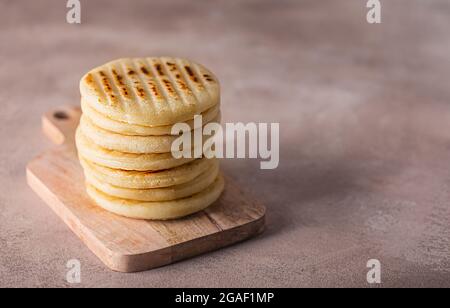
[80,57,220,126]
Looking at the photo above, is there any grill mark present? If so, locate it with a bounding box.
[149,80,161,99]
[190,64,207,89]
[184,65,200,84]
[136,59,164,103]
[130,59,157,113]
[161,59,190,109]
[170,59,197,100]
[162,79,177,97]
[110,65,132,101]
[124,62,147,100]
[166,61,177,72]
[111,69,124,86]
[114,62,139,114]
[137,60,163,103]
[98,71,112,92]
[182,62,207,99]
[119,60,150,115]
[175,58,203,108]
[90,73,108,105]
[84,73,96,88]
[146,58,177,114]
[203,73,215,82]
[192,63,214,103]
[173,69,191,94]
[85,73,103,102]
[97,70,120,106]
[155,63,165,76]
[141,66,151,76]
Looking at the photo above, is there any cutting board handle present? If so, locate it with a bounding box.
[42,106,81,145]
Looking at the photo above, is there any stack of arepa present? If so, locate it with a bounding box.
[75,57,224,220]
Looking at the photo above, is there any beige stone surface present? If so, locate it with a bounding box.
[1,0,450,287]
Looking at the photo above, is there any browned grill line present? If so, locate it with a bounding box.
[145,57,177,115]
[184,65,198,83]
[97,69,120,107]
[88,73,107,105]
[130,59,157,113]
[141,66,151,76]
[161,59,190,109]
[155,63,165,77]
[202,72,214,82]
[110,64,132,104]
[174,59,202,109]
[137,60,163,108]
[195,63,216,84]
[128,61,150,107]
[114,62,139,113]
[118,61,140,101]
[191,63,214,103]
[171,61,194,97]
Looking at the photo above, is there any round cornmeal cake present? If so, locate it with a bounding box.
[79,114,218,154]
[79,115,181,154]
[86,175,225,220]
[79,157,218,189]
[76,128,196,171]
[84,163,220,202]
[80,57,220,126]
[81,98,221,136]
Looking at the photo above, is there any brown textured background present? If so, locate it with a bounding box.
[1,0,450,287]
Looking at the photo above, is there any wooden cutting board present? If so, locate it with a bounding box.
[26,106,266,272]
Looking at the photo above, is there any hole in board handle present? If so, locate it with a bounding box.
[53,111,69,120]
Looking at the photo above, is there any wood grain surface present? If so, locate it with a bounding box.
[26,107,265,272]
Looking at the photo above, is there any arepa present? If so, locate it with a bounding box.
[80,57,220,126]
[79,156,218,189]
[81,98,220,136]
[79,114,215,154]
[84,163,220,202]
[76,128,197,171]
[86,175,225,220]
